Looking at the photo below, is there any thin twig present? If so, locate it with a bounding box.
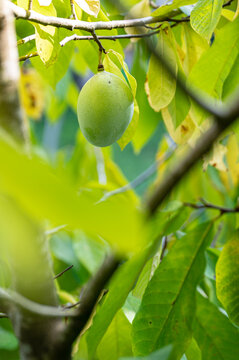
[184,198,239,215]
[28,0,32,11]
[19,51,38,62]
[54,265,74,280]
[0,288,77,317]
[60,30,160,46]
[17,34,35,45]
[91,30,107,53]
[98,144,176,203]
[70,0,77,20]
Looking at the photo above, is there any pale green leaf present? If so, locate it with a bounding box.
[74,0,100,16]
[185,338,201,360]
[167,85,191,129]
[118,100,139,150]
[132,223,213,359]
[216,231,239,325]
[182,23,209,75]
[0,195,57,305]
[0,132,143,254]
[194,293,239,360]
[146,30,178,112]
[152,0,197,17]
[190,0,224,41]
[223,53,239,99]
[18,0,59,66]
[188,17,239,124]
[97,310,133,360]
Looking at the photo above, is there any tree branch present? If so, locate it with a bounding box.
[62,254,121,347]
[9,2,179,31]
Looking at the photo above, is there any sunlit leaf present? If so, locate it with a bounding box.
[145,30,178,112]
[161,109,195,144]
[152,0,197,17]
[190,0,223,41]
[74,0,100,17]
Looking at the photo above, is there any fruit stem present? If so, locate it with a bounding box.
[98,49,104,72]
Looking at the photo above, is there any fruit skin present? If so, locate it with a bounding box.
[77,71,134,147]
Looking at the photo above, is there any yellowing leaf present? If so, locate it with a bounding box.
[146,30,178,112]
[118,100,139,150]
[74,0,100,17]
[19,68,45,120]
[18,0,59,66]
[162,108,195,145]
[203,141,228,172]
[190,0,223,41]
[182,23,208,75]
[220,134,239,187]
[222,9,235,21]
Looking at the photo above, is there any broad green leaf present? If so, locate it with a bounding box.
[0,327,18,350]
[193,293,239,360]
[0,132,143,253]
[125,0,151,37]
[185,338,201,360]
[188,17,239,124]
[167,85,191,129]
[216,232,239,325]
[145,30,178,112]
[120,345,172,360]
[132,223,213,359]
[131,43,160,151]
[190,0,224,41]
[182,23,209,75]
[223,53,239,99]
[0,195,57,305]
[152,0,197,17]
[18,0,59,66]
[86,245,155,359]
[75,0,100,17]
[97,310,133,360]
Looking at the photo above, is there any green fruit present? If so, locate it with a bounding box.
[77,71,134,147]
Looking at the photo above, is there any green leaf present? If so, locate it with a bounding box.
[152,0,197,17]
[120,345,172,360]
[86,245,154,359]
[118,100,139,150]
[185,338,201,360]
[0,132,143,254]
[132,223,213,359]
[216,231,239,325]
[167,84,191,129]
[193,293,239,360]
[74,0,100,17]
[97,310,133,360]
[145,30,178,112]
[190,0,224,41]
[223,53,239,99]
[188,16,239,124]
[181,23,209,75]
[18,0,59,66]
[0,327,18,350]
